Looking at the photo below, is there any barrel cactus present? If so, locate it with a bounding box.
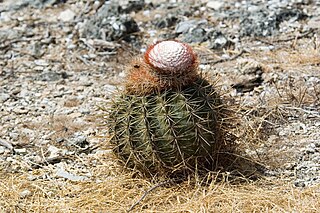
[108,40,231,176]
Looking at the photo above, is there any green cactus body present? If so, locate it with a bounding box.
[109,78,225,175]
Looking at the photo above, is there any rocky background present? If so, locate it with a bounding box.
[0,0,319,211]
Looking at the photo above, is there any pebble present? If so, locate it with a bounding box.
[0,93,10,102]
[47,145,61,158]
[56,168,88,181]
[34,59,49,67]
[0,146,6,154]
[175,20,197,34]
[58,9,76,22]
[206,1,223,10]
[20,190,32,199]
[14,148,27,155]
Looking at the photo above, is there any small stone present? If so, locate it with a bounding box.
[206,1,223,10]
[34,59,49,66]
[27,175,37,181]
[67,132,88,148]
[56,138,64,143]
[0,93,10,102]
[294,180,306,187]
[14,148,27,155]
[0,146,6,154]
[13,107,29,115]
[70,112,82,119]
[175,20,197,34]
[56,168,88,181]
[9,132,19,141]
[20,190,31,199]
[58,9,76,22]
[47,145,60,158]
[0,139,13,150]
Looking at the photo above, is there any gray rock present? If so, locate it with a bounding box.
[58,9,75,22]
[183,27,207,43]
[154,14,178,29]
[0,93,10,103]
[208,31,233,49]
[80,14,139,41]
[175,20,197,34]
[79,1,140,42]
[66,132,89,148]
[240,8,308,37]
[118,0,145,13]
[56,167,88,181]
[0,29,20,41]
[0,146,6,154]
[3,0,67,11]
[47,145,61,158]
[14,148,27,155]
[9,132,19,141]
[37,71,69,81]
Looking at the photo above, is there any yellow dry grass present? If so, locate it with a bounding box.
[1,155,319,213]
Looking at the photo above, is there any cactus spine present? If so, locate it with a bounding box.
[109,40,228,176]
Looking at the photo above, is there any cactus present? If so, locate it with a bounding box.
[108,40,230,176]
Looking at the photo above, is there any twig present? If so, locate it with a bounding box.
[203,49,248,65]
[127,179,176,212]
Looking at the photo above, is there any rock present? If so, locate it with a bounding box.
[66,132,89,148]
[4,0,68,11]
[0,29,20,41]
[236,59,266,75]
[175,20,197,34]
[206,1,223,10]
[80,14,139,41]
[294,180,306,187]
[20,190,32,199]
[14,148,27,155]
[47,145,61,158]
[183,27,207,43]
[240,8,308,37]
[79,1,140,41]
[58,9,75,22]
[208,31,233,49]
[9,132,19,141]
[119,0,145,13]
[34,59,49,66]
[0,146,6,154]
[0,93,10,103]
[56,167,88,181]
[37,71,69,81]
[154,14,179,29]
[13,107,29,115]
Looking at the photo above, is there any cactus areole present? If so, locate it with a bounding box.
[109,40,228,176]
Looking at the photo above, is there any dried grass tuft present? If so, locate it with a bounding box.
[1,155,319,212]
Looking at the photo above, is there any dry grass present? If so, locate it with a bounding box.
[1,154,319,213]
